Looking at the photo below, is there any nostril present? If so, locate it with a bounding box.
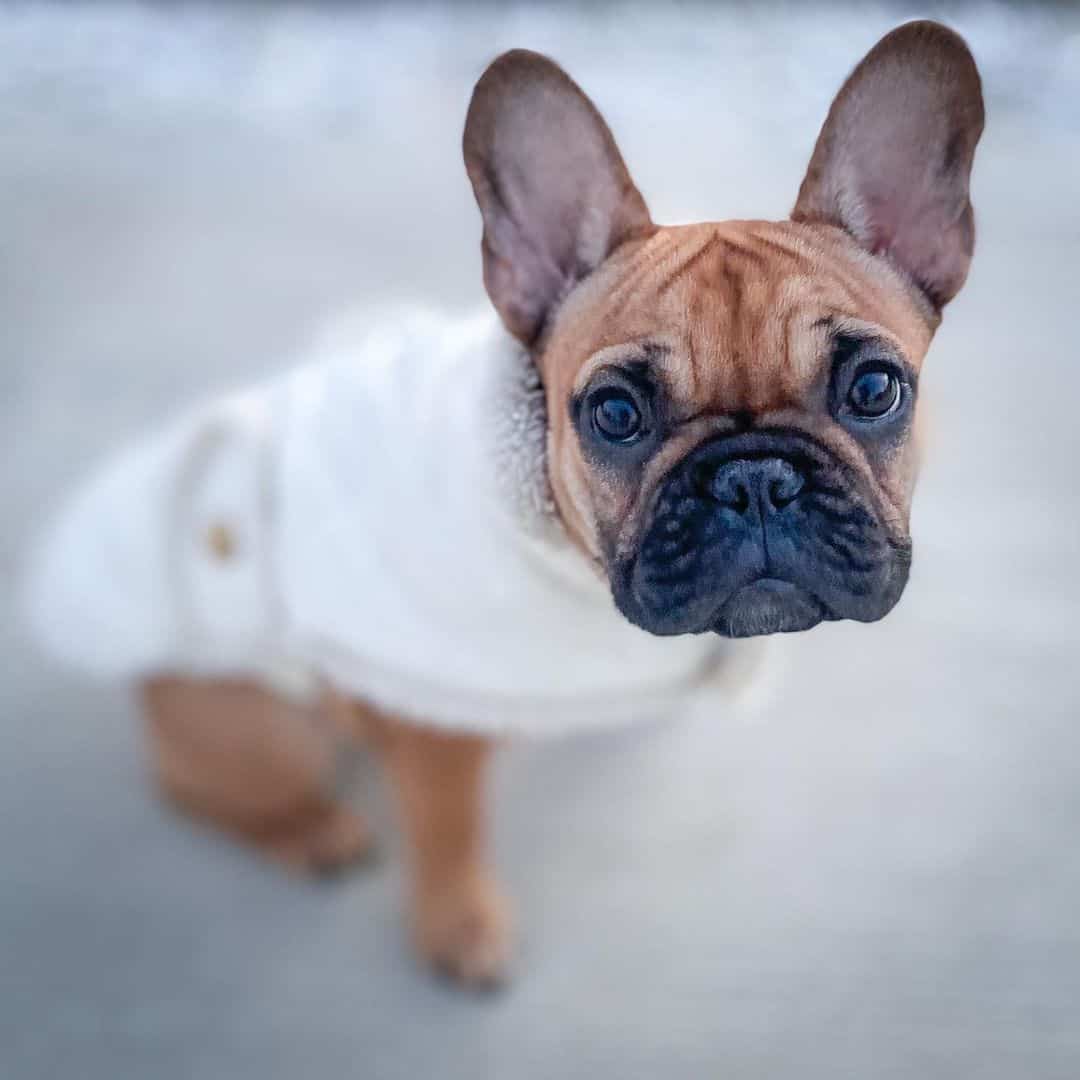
[768,470,804,509]
[703,464,753,513]
[690,460,715,500]
[729,483,750,514]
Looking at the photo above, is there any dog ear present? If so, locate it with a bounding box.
[792,21,984,310]
[463,50,654,344]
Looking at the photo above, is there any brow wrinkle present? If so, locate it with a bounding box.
[720,237,770,274]
[654,230,722,297]
[742,229,811,265]
[776,304,801,404]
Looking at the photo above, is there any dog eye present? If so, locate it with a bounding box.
[848,367,901,419]
[592,391,643,443]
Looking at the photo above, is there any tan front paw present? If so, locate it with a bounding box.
[413,875,513,990]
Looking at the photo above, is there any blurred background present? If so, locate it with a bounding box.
[3,2,1079,1077]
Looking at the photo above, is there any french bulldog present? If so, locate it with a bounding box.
[25,21,982,988]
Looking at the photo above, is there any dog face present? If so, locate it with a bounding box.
[464,22,983,637]
[541,222,934,637]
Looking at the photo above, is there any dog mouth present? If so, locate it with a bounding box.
[607,428,911,639]
[707,577,828,638]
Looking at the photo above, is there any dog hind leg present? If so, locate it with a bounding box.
[141,676,374,876]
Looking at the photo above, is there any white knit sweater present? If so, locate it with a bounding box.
[24,309,760,734]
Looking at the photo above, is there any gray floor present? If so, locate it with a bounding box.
[3,4,1079,1078]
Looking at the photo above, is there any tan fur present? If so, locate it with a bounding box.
[366,711,509,988]
[143,678,375,875]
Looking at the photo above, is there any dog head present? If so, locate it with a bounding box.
[463,22,983,638]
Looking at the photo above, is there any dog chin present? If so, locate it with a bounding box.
[709,579,826,638]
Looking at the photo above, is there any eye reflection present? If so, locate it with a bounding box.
[592,391,643,443]
[848,368,901,419]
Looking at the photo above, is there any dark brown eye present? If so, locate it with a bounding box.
[848,368,901,419]
[593,391,643,443]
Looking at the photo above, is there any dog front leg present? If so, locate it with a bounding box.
[370,715,511,989]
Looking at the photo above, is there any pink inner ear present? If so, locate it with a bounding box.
[464,50,652,344]
[862,145,961,252]
[864,152,976,308]
[792,21,983,310]
[867,202,897,256]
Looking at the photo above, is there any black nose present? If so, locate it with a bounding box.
[701,457,805,514]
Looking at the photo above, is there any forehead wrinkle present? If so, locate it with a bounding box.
[737,251,792,407]
[603,229,692,313]
[679,234,779,409]
[589,244,666,332]
[677,239,832,413]
[770,277,835,389]
[811,248,928,350]
[653,229,723,299]
[662,312,701,407]
[600,230,723,407]
[758,302,800,410]
[741,222,840,269]
[818,266,883,326]
[679,293,726,407]
[728,221,931,348]
[743,224,917,346]
[675,234,850,414]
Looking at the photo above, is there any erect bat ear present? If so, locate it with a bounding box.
[463,49,654,344]
[792,21,985,311]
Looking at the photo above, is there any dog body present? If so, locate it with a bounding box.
[25,23,983,986]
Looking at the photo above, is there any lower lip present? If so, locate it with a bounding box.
[709,577,825,633]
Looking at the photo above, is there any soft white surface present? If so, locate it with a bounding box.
[3,4,1079,1079]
